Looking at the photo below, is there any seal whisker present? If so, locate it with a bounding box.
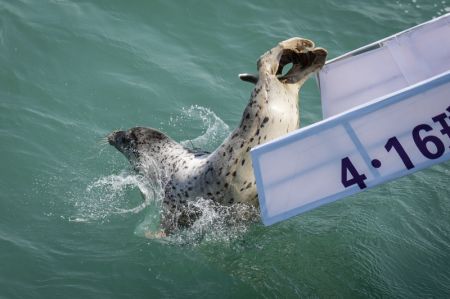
[97,136,110,147]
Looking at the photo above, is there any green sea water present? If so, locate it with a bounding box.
[1,0,450,298]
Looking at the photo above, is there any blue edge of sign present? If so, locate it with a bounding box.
[251,70,450,226]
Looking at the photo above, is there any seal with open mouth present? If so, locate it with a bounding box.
[108,38,327,233]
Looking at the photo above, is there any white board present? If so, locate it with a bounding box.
[251,71,450,226]
[318,13,450,118]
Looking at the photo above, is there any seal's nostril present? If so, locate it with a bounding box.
[107,133,116,145]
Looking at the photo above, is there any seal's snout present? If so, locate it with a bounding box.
[107,130,126,147]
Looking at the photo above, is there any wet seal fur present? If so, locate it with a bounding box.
[108,38,327,233]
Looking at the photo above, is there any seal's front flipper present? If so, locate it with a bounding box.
[256,37,327,84]
[276,47,327,84]
[239,73,259,84]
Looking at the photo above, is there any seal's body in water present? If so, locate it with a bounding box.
[108,38,327,232]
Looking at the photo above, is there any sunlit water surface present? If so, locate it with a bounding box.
[1,1,449,298]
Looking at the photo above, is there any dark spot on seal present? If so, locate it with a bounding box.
[184,191,189,197]
[207,192,213,196]
[232,171,236,177]
[250,137,254,142]
[240,142,244,148]
[262,116,269,124]
[225,172,230,177]
[224,183,229,188]
[246,147,251,152]
[245,113,250,119]
[241,159,246,166]
[255,129,260,136]
[228,198,234,204]
[246,182,252,189]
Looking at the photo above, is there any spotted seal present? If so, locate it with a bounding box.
[108,38,327,232]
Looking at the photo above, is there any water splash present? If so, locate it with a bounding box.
[166,105,231,151]
[163,198,260,245]
[70,171,159,223]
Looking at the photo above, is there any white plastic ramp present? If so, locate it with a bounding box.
[252,71,450,226]
[251,14,450,226]
[318,13,450,118]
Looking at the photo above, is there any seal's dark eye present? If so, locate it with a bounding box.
[120,135,128,144]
